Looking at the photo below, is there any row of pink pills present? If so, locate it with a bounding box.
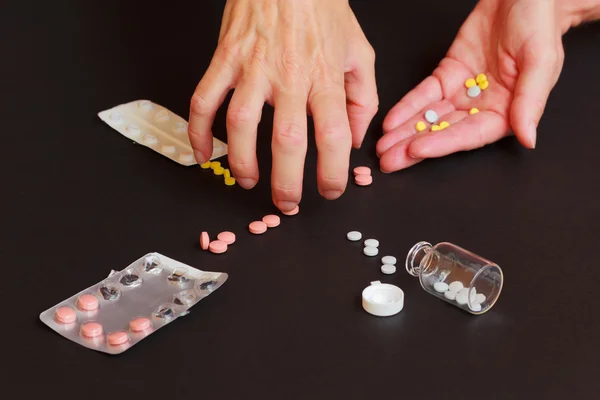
[200,230,236,254]
[249,214,282,234]
[353,166,373,186]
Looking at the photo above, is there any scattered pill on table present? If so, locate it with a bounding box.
[364,239,379,248]
[425,110,439,123]
[81,322,103,338]
[210,161,221,169]
[469,108,479,115]
[476,73,487,84]
[355,174,373,186]
[381,256,396,265]
[444,290,457,300]
[478,80,489,91]
[465,78,477,88]
[200,231,210,250]
[209,240,228,254]
[213,166,225,176]
[77,294,99,311]
[431,125,441,132]
[467,85,481,98]
[381,264,396,274]
[217,231,236,245]
[129,317,151,332]
[433,282,449,293]
[249,221,268,234]
[448,281,464,292]
[224,177,236,186]
[440,121,450,129]
[107,331,129,346]
[200,161,211,169]
[55,306,76,324]
[416,121,427,132]
[282,205,299,216]
[353,166,371,176]
[262,214,281,228]
[347,231,362,241]
[364,246,379,256]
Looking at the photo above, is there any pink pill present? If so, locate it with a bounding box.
[281,205,299,216]
[55,306,76,324]
[77,294,99,311]
[262,214,280,228]
[107,331,129,346]
[353,166,371,176]
[355,174,373,186]
[209,240,228,254]
[129,317,151,332]
[217,231,236,245]
[249,221,268,234]
[200,231,210,250]
[81,322,103,338]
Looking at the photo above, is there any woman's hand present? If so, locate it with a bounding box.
[188,0,377,212]
[377,0,578,173]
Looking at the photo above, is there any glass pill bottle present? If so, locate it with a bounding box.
[405,241,503,315]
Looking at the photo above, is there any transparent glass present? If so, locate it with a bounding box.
[405,241,503,315]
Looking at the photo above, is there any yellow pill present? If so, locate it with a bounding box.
[476,74,487,84]
[439,121,450,129]
[465,78,477,88]
[213,166,225,175]
[200,161,211,169]
[431,125,441,132]
[469,108,480,115]
[210,161,221,169]
[478,80,489,90]
[224,177,236,186]
[224,169,231,179]
[416,121,427,132]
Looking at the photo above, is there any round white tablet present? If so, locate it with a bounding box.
[425,110,439,124]
[364,246,379,256]
[456,291,468,305]
[448,281,464,292]
[433,282,449,293]
[469,302,482,312]
[381,264,396,275]
[444,290,457,301]
[475,293,486,304]
[467,85,481,98]
[347,231,362,241]
[364,239,379,248]
[381,256,396,265]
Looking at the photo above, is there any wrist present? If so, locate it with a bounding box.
[559,0,600,27]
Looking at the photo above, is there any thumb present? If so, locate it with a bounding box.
[510,41,563,149]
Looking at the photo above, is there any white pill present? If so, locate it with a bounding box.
[161,145,177,154]
[174,121,187,134]
[475,293,486,304]
[433,282,449,293]
[470,302,482,312]
[448,281,464,292]
[456,291,468,305]
[444,290,457,300]
[347,231,362,241]
[381,256,396,265]
[425,110,438,124]
[138,100,152,111]
[467,86,481,98]
[364,239,379,248]
[143,134,158,145]
[125,124,140,136]
[155,109,170,122]
[381,264,396,275]
[179,152,195,163]
[363,246,379,257]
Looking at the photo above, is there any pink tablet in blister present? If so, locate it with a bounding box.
[39,252,228,355]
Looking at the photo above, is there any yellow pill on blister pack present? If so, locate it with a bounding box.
[478,80,489,90]
[416,121,427,132]
[476,74,487,84]
[210,161,221,169]
[224,177,236,186]
[224,169,231,179]
[440,121,450,129]
[469,108,480,115]
[465,78,476,88]
[431,125,442,132]
[213,166,225,175]
[200,161,211,169]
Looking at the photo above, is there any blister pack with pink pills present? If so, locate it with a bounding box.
[98,100,228,166]
[39,252,228,354]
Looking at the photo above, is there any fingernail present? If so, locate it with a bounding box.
[237,178,257,189]
[380,168,391,174]
[322,190,343,200]
[529,122,537,149]
[194,150,206,164]
[277,201,297,212]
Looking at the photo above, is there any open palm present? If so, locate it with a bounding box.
[377,0,566,172]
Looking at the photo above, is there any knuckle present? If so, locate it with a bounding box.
[228,157,255,176]
[281,51,304,76]
[320,174,346,190]
[190,93,213,117]
[319,122,350,152]
[216,39,240,65]
[273,122,306,152]
[272,181,302,199]
[227,105,258,128]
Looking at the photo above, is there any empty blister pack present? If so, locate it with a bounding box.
[39,252,228,354]
[98,100,228,166]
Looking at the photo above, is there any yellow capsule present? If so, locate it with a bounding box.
[465,78,477,88]
[476,73,487,84]
[200,161,211,169]
[416,121,427,132]
[431,125,441,132]
[478,80,489,90]
[224,177,236,186]
[213,166,225,176]
[439,121,450,129]
[224,169,231,179]
[469,108,480,115]
[209,161,221,169]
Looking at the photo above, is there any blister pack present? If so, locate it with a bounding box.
[39,252,228,354]
[98,100,228,166]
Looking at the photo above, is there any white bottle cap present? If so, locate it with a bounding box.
[362,281,404,317]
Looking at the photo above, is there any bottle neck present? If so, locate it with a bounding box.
[405,241,433,277]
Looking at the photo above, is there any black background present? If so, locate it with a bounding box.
[3,0,600,398]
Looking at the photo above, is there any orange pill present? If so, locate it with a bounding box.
[355,174,373,186]
[353,166,371,176]
[200,231,210,250]
[55,306,76,324]
[77,294,99,311]
[249,221,268,234]
[107,331,129,346]
[81,322,103,338]
[262,214,281,228]
[217,231,236,245]
[281,205,299,216]
[129,317,151,332]
[209,240,228,254]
